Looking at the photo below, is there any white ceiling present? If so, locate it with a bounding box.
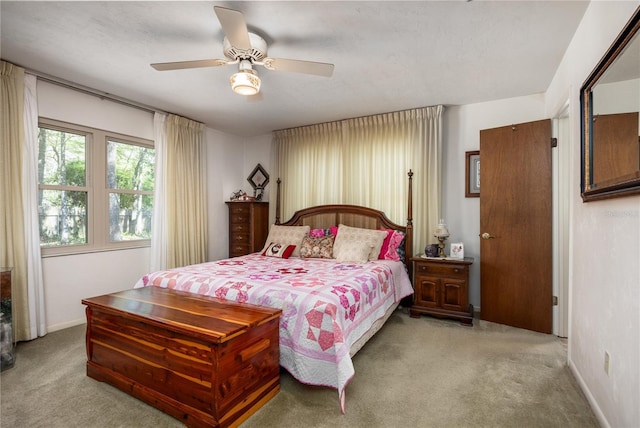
[1,1,589,137]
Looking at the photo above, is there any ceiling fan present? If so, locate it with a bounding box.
[151,6,335,96]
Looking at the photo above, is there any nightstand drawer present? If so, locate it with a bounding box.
[415,262,466,277]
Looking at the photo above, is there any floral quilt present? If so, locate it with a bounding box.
[134,253,413,412]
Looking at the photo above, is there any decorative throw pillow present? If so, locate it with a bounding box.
[262,242,296,259]
[334,241,374,263]
[378,229,406,261]
[332,224,387,261]
[309,227,339,237]
[309,228,326,238]
[262,224,310,258]
[300,235,335,258]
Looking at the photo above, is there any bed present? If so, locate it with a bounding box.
[134,172,415,412]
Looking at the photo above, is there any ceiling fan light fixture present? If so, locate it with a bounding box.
[230,68,261,96]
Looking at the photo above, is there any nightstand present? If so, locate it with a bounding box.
[410,256,474,325]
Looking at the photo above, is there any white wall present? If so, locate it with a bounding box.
[37,81,246,331]
[443,95,546,308]
[243,133,274,220]
[545,2,640,427]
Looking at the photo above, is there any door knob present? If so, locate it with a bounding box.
[481,232,496,240]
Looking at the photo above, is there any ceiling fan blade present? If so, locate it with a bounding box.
[261,58,334,77]
[151,59,232,71]
[214,6,251,50]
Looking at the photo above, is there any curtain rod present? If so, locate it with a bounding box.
[272,104,445,133]
[26,68,167,116]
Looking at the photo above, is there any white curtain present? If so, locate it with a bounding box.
[23,73,46,338]
[150,112,167,272]
[1,61,45,341]
[164,115,208,269]
[273,105,443,256]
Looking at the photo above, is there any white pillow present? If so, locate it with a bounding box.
[334,241,374,263]
[333,224,387,261]
[261,224,310,258]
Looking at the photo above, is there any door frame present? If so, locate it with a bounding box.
[552,100,571,338]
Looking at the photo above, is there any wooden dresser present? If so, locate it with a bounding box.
[226,201,269,257]
[410,257,474,325]
[83,286,281,428]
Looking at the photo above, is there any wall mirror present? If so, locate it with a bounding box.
[580,7,640,201]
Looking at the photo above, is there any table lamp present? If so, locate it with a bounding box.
[434,219,450,258]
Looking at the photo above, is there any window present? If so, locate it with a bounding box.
[38,126,88,247]
[106,140,154,242]
[37,119,154,255]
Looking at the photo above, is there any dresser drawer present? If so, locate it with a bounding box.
[230,223,250,233]
[230,213,250,224]
[415,262,467,278]
[231,232,250,243]
[230,244,251,257]
[229,204,251,216]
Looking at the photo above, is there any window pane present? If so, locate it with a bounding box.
[109,193,153,241]
[38,127,86,186]
[106,140,155,191]
[39,190,87,246]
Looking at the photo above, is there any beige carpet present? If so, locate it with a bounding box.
[0,309,598,427]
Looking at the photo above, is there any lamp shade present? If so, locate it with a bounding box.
[230,69,261,95]
[434,219,450,237]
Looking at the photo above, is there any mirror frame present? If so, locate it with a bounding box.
[580,7,640,202]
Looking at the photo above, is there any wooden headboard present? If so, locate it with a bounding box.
[274,171,414,273]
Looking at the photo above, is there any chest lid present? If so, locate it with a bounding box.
[82,286,281,344]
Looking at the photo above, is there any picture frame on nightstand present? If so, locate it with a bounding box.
[450,243,464,259]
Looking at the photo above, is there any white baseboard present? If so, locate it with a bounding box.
[568,359,610,428]
[48,318,86,333]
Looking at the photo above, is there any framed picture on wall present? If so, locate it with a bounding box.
[465,150,480,197]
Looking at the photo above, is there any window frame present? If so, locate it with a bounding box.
[38,118,155,257]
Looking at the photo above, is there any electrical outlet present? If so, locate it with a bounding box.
[604,351,611,376]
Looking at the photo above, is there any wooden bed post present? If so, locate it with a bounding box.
[406,170,414,263]
[275,178,282,225]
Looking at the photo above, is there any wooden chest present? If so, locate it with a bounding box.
[82,286,281,428]
[226,201,269,257]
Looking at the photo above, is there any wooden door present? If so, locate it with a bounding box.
[592,112,639,185]
[480,119,552,333]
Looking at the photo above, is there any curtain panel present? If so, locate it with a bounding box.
[1,62,46,341]
[164,115,208,269]
[150,112,167,272]
[272,105,443,256]
[23,73,46,339]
